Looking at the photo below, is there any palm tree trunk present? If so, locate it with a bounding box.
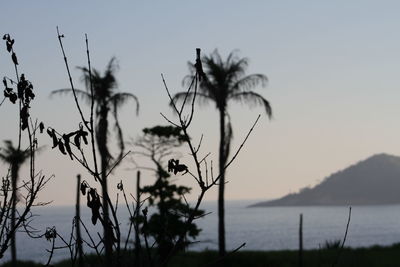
[134,171,141,264]
[11,164,18,267]
[101,152,113,265]
[218,108,226,256]
[98,107,113,266]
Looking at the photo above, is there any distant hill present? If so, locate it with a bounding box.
[249,153,400,207]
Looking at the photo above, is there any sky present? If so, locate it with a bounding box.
[1,1,400,205]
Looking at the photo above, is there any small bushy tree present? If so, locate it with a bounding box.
[135,125,204,262]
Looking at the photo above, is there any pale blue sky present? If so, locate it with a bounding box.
[1,1,400,205]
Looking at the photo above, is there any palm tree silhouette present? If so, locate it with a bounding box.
[0,140,31,266]
[172,50,272,255]
[51,57,139,259]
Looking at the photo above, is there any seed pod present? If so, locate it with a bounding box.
[17,82,24,99]
[168,159,175,173]
[82,132,88,145]
[51,129,58,149]
[6,42,12,53]
[20,105,29,130]
[87,188,101,225]
[9,93,17,104]
[25,87,35,100]
[142,207,148,217]
[74,134,81,149]
[80,182,87,195]
[62,134,73,160]
[117,181,123,191]
[11,52,18,65]
[39,122,44,133]
[58,139,67,155]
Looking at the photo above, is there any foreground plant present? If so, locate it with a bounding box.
[133,125,204,263]
[0,34,51,265]
[0,140,30,264]
[159,48,259,264]
[172,49,272,255]
[50,54,139,263]
[44,29,127,266]
[45,27,258,266]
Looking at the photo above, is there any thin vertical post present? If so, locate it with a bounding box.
[299,213,303,267]
[135,171,141,264]
[76,174,83,267]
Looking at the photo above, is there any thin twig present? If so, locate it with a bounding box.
[160,112,181,128]
[85,33,100,180]
[203,242,246,267]
[56,27,89,130]
[104,150,131,178]
[207,114,261,189]
[44,236,56,266]
[178,75,196,116]
[332,206,352,267]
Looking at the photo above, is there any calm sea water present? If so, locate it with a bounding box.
[2,200,400,264]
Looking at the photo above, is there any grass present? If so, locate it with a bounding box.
[3,244,400,267]
[168,244,400,267]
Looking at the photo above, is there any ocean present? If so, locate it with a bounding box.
[2,200,400,264]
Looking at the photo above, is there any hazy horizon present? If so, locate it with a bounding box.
[2,1,400,205]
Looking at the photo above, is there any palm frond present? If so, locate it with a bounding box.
[110,92,139,115]
[182,61,196,88]
[105,57,119,75]
[109,91,139,167]
[76,66,93,91]
[230,91,272,118]
[77,57,119,99]
[50,88,91,105]
[170,92,214,109]
[0,153,7,162]
[111,99,125,167]
[204,50,248,87]
[225,57,248,82]
[209,49,223,66]
[0,140,31,165]
[230,74,268,93]
[226,49,241,66]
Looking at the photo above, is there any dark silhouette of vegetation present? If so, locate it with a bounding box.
[324,240,342,250]
[161,48,259,264]
[332,207,352,267]
[0,34,51,264]
[134,170,142,265]
[75,174,83,267]
[172,49,272,255]
[11,244,400,267]
[0,140,30,266]
[134,125,204,263]
[299,213,303,267]
[51,55,139,263]
[0,30,366,267]
[2,30,259,266]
